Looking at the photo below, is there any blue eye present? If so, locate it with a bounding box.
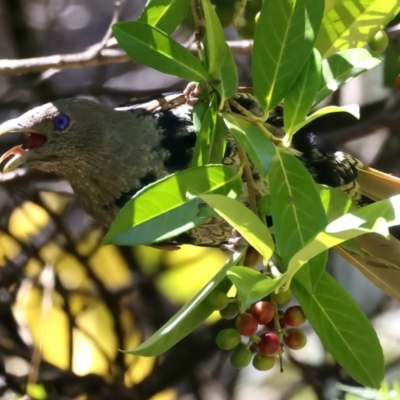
[53,114,70,130]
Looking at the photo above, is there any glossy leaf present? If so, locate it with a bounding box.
[219,44,238,99]
[269,149,328,291]
[284,48,322,138]
[313,49,382,106]
[126,249,244,356]
[104,165,242,245]
[222,113,276,178]
[293,272,384,388]
[192,95,226,166]
[286,195,400,284]
[138,0,190,34]
[316,184,355,223]
[201,0,227,76]
[113,21,210,82]
[227,266,284,311]
[291,104,359,133]
[252,0,324,112]
[315,0,400,58]
[199,194,274,262]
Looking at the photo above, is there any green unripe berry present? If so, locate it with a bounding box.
[219,301,239,320]
[252,353,275,371]
[230,344,252,369]
[369,30,389,54]
[216,328,241,350]
[271,288,292,305]
[206,291,229,311]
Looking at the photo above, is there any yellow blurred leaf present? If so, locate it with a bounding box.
[9,201,50,242]
[0,232,21,264]
[89,246,132,289]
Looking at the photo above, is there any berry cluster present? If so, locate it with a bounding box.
[214,290,307,371]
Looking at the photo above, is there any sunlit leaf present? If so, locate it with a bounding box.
[126,250,244,356]
[286,195,400,283]
[199,194,274,262]
[269,149,328,291]
[284,48,322,138]
[291,104,359,133]
[316,184,355,222]
[313,49,382,106]
[222,113,276,178]
[192,95,226,166]
[219,44,238,99]
[252,0,324,111]
[293,272,384,388]
[227,266,284,311]
[113,21,210,81]
[104,165,242,245]
[201,0,227,75]
[138,0,190,34]
[315,0,400,58]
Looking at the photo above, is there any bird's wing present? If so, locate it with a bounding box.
[335,237,400,302]
[357,165,400,201]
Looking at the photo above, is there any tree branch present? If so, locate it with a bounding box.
[0,40,253,76]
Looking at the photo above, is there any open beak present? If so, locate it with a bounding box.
[0,118,47,173]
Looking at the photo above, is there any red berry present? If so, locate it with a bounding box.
[265,310,285,331]
[395,74,400,91]
[252,353,275,371]
[257,333,280,356]
[236,313,258,336]
[249,301,274,324]
[283,328,307,350]
[284,305,307,327]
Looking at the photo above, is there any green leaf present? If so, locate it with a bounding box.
[313,49,382,106]
[284,48,322,138]
[292,272,384,388]
[316,184,355,223]
[201,0,227,76]
[227,266,284,311]
[138,0,190,34]
[315,0,400,58]
[113,21,210,82]
[219,44,238,99]
[384,41,400,87]
[291,104,359,133]
[269,149,328,291]
[126,249,244,356]
[222,113,276,178]
[199,194,275,262]
[192,95,226,166]
[285,195,400,283]
[104,165,242,245]
[252,0,324,112]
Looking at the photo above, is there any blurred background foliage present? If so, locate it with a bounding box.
[1,0,400,399]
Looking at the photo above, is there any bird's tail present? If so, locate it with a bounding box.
[336,166,400,301]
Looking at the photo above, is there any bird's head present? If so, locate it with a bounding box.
[0,98,117,175]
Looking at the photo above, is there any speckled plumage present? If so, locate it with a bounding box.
[0,92,361,247]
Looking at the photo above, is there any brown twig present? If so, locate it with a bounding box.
[0,41,253,76]
[190,0,206,60]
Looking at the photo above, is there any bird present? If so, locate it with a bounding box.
[1,90,400,299]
